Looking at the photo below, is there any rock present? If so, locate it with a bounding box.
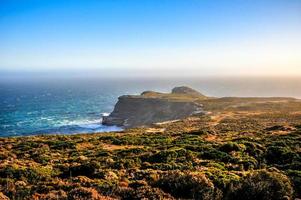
[102,86,205,127]
[171,86,205,96]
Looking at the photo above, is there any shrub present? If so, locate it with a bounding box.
[95,179,119,196]
[0,152,9,160]
[201,148,235,163]
[96,170,118,181]
[49,140,76,150]
[286,170,301,198]
[112,158,141,169]
[132,186,175,200]
[32,154,51,165]
[239,156,258,170]
[13,141,39,152]
[62,162,99,178]
[241,141,264,159]
[128,180,148,188]
[219,142,245,153]
[68,187,103,200]
[31,190,67,200]
[227,169,293,200]
[266,146,297,165]
[204,168,240,191]
[0,165,52,184]
[118,186,174,200]
[145,148,193,164]
[154,171,222,200]
[145,162,193,171]
[146,150,178,163]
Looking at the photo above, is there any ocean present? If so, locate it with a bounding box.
[1,77,300,137]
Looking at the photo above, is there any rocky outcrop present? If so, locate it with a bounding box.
[102,87,205,128]
[171,86,205,96]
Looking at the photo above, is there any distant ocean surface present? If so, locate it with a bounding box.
[1,77,301,137]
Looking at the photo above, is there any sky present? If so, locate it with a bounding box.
[0,0,301,78]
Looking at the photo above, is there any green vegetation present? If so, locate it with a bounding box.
[0,97,301,199]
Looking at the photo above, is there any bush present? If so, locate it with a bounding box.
[146,150,178,163]
[241,141,264,159]
[112,158,141,169]
[0,165,52,184]
[239,156,258,170]
[119,186,175,200]
[31,190,67,200]
[286,170,301,198]
[201,148,235,163]
[154,171,222,200]
[68,187,105,200]
[266,146,297,165]
[227,169,293,200]
[142,148,192,164]
[219,142,245,153]
[49,140,76,150]
[61,162,99,178]
[145,162,193,171]
[204,168,240,191]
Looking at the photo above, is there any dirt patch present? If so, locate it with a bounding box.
[204,135,218,142]
[209,112,235,126]
[76,142,94,151]
[146,128,165,133]
[102,144,144,151]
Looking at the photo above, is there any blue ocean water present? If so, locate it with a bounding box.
[1,77,301,137]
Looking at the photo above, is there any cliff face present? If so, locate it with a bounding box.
[102,87,204,127]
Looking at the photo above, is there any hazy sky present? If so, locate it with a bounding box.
[0,0,301,77]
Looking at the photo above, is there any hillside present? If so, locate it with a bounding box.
[102,86,206,127]
[0,95,301,199]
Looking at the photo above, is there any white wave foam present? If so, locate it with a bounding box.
[55,118,123,132]
[58,119,100,126]
[101,112,110,117]
[78,123,101,129]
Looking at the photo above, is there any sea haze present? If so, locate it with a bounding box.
[0,77,300,137]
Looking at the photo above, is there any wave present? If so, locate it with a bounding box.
[26,118,123,136]
[58,119,101,127]
[101,112,110,117]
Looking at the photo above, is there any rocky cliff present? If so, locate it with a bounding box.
[102,86,205,127]
[171,86,205,96]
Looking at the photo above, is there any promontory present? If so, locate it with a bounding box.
[102,86,206,127]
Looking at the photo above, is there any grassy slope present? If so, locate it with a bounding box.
[0,97,301,199]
